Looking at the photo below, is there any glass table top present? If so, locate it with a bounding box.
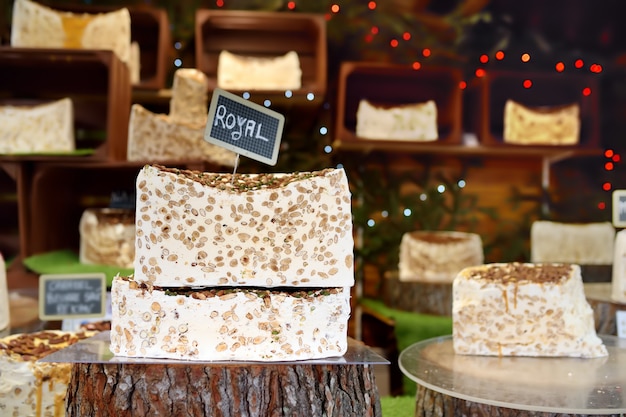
[399,334,626,414]
[40,331,390,366]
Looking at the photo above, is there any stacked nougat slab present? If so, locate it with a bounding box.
[110,164,355,361]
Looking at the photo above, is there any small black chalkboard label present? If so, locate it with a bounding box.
[204,88,284,166]
[39,273,106,320]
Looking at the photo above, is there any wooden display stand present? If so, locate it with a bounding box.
[194,9,327,99]
[334,61,463,150]
[468,69,601,149]
[382,271,452,317]
[44,333,385,417]
[400,335,626,417]
[66,361,381,417]
[0,159,213,263]
[0,47,131,161]
[50,4,172,90]
[585,282,626,335]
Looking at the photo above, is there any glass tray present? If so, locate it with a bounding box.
[399,334,626,414]
[40,331,390,366]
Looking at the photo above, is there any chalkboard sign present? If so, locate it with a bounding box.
[204,88,284,166]
[613,190,626,228]
[39,273,106,321]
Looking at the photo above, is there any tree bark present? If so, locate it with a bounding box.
[414,384,623,417]
[66,361,382,417]
[383,272,452,316]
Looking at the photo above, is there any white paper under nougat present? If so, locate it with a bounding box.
[134,165,355,288]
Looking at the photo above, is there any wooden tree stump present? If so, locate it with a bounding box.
[65,361,382,417]
[382,272,452,316]
[414,384,624,417]
[585,283,626,336]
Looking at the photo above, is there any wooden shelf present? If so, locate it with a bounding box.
[332,136,604,160]
[0,159,220,263]
[0,47,131,161]
[195,9,327,99]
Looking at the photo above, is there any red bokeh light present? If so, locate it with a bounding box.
[598,202,606,210]
[575,59,584,68]
[475,68,486,77]
[459,81,467,89]
[371,26,379,34]
[613,154,621,162]
[495,51,505,60]
[603,182,612,191]
[402,32,411,41]
[605,162,615,171]
[523,79,532,88]
[480,54,489,64]
[555,62,565,72]
[287,1,296,9]
[368,1,376,10]
[582,87,592,96]
[422,48,431,57]
[412,61,421,70]
[390,39,399,48]
[330,4,340,13]
[605,149,615,158]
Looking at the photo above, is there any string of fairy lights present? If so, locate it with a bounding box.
[172,0,620,216]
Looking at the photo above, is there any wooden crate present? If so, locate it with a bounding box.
[471,70,601,148]
[0,47,131,160]
[45,4,172,90]
[335,61,463,147]
[195,9,326,97]
[129,5,171,90]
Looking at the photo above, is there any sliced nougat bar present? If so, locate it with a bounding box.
[453,263,607,358]
[110,276,351,361]
[133,165,355,288]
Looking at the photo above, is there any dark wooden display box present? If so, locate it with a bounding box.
[0,159,214,262]
[334,62,463,148]
[0,47,130,161]
[469,70,601,148]
[195,9,326,97]
[45,4,171,90]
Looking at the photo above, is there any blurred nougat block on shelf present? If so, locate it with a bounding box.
[10,0,136,79]
[531,221,615,265]
[127,68,236,166]
[0,98,74,154]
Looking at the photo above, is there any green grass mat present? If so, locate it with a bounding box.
[380,395,415,417]
[23,250,132,287]
[360,297,452,395]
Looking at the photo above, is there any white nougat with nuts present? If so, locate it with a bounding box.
[398,231,483,283]
[110,278,350,361]
[111,164,355,361]
[453,263,607,358]
[134,164,354,288]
